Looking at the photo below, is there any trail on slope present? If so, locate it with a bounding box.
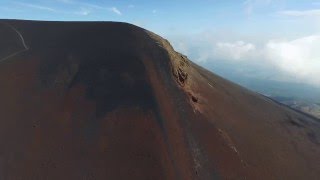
[0,22,29,63]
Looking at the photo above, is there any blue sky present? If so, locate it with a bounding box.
[1,0,319,35]
[1,0,320,88]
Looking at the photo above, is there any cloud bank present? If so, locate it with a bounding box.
[265,35,320,86]
[110,7,122,15]
[215,41,256,60]
[172,33,320,87]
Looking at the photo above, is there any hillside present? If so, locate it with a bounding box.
[0,20,319,180]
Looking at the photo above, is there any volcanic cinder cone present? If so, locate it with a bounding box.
[0,20,319,180]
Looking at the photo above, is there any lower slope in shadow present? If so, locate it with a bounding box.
[0,20,319,180]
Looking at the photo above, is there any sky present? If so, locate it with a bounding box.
[1,0,320,89]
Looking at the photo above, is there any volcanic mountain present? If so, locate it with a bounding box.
[0,20,319,180]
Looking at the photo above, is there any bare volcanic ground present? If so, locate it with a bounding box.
[0,20,319,180]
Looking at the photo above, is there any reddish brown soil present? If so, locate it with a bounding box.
[0,20,319,179]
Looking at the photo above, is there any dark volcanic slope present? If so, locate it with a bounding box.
[0,20,319,180]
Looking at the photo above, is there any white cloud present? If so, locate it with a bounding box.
[152,9,157,14]
[172,33,320,87]
[215,41,256,60]
[265,35,320,85]
[279,9,320,17]
[110,7,122,15]
[172,40,192,58]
